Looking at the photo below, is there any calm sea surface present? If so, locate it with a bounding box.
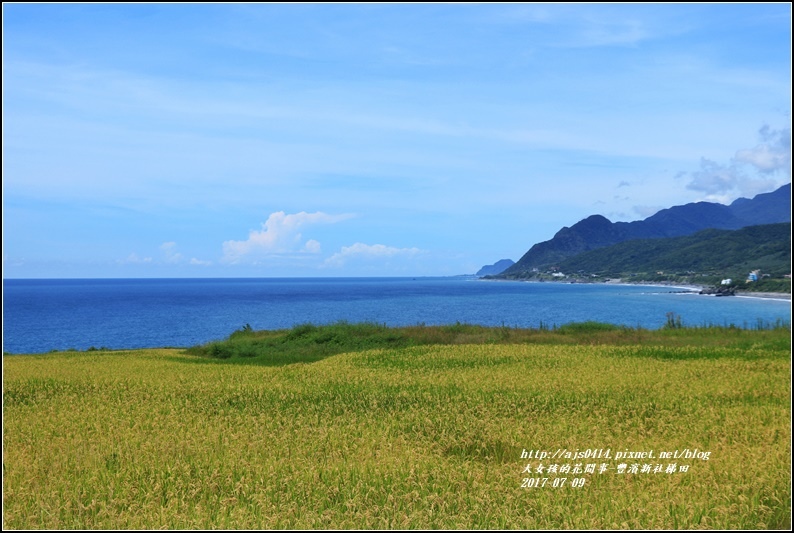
[2,277,791,354]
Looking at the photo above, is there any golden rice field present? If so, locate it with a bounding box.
[3,329,791,529]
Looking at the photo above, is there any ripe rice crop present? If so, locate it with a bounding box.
[3,325,790,529]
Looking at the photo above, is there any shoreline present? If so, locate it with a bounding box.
[620,281,791,300]
[481,277,791,300]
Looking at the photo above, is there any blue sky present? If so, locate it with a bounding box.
[3,3,791,278]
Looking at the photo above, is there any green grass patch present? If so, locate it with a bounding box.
[185,320,791,365]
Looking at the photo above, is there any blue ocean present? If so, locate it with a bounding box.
[2,277,791,354]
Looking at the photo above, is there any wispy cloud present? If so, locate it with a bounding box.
[160,241,183,264]
[734,126,791,176]
[324,243,423,268]
[686,158,744,197]
[222,211,353,264]
[117,252,153,265]
[117,244,211,268]
[685,125,790,202]
[570,17,650,48]
[492,4,665,48]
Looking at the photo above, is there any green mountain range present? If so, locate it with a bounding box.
[557,222,790,277]
[494,223,791,291]
[502,184,791,277]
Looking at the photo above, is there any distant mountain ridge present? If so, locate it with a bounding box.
[502,183,791,276]
[476,259,514,276]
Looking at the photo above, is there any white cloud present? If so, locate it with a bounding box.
[573,18,650,48]
[190,258,212,266]
[734,126,791,175]
[117,252,152,265]
[160,241,183,263]
[304,239,322,254]
[324,243,423,268]
[221,211,352,264]
[686,158,743,197]
[685,126,790,202]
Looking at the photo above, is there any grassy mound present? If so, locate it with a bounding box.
[185,320,791,365]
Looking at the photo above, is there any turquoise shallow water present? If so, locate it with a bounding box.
[2,277,790,354]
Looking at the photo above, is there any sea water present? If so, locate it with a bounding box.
[2,277,790,354]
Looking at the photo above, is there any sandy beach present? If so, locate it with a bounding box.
[735,291,792,301]
[626,281,791,301]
